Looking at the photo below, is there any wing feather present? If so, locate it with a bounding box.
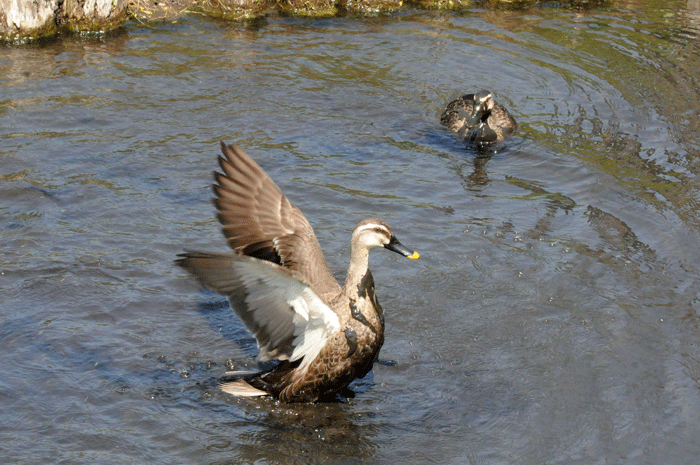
[176,252,340,368]
[214,142,340,297]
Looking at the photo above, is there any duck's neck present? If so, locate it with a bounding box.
[343,245,371,298]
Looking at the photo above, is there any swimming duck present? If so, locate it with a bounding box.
[440,90,517,145]
[177,142,419,403]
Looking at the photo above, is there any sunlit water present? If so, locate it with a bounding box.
[2,3,700,463]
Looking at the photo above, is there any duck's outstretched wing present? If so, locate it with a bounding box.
[176,252,341,368]
[213,142,340,298]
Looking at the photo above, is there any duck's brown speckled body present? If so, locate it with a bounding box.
[441,90,517,145]
[177,142,418,403]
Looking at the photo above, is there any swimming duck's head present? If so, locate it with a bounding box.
[465,90,494,127]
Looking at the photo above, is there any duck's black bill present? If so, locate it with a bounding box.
[466,105,484,127]
[385,235,420,259]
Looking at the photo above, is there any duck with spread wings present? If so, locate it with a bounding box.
[176,142,419,403]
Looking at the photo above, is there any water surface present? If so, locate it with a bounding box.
[2,3,700,463]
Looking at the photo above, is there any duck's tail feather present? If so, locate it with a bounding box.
[222,370,261,379]
[220,379,269,397]
[219,360,296,398]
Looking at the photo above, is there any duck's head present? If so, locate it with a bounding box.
[353,218,419,259]
[463,90,494,128]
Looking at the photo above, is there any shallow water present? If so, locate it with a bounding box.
[2,2,700,463]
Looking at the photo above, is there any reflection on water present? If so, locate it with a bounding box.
[2,2,700,463]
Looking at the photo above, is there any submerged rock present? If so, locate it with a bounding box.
[0,0,128,42]
[61,0,129,32]
[343,0,404,14]
[193,0,271,21]
[0,0,613,42]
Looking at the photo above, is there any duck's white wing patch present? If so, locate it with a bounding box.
[287,288,340,370]
[177,252,340,368]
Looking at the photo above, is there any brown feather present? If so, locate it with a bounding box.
[215,142,340,297]
[441,90,517,143]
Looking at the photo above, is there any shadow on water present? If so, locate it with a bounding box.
[425,124,527,191]
[213,399,380,464]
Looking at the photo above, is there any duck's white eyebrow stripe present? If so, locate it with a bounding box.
[357,223,390,234]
